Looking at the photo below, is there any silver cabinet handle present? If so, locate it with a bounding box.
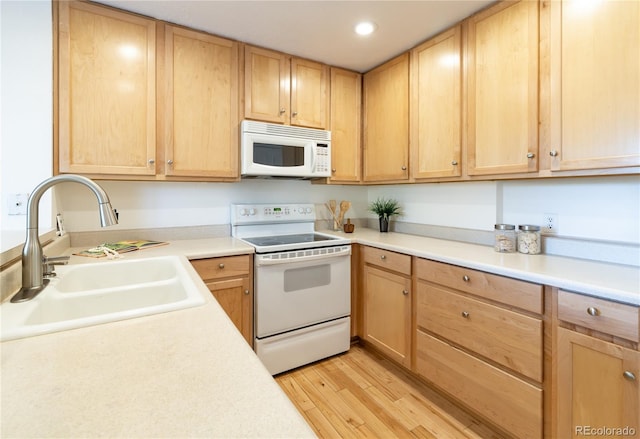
[462,275,470,282]
[451,160,458,166]
[401,166,407,170]
[332,168,336,173]
[550,150,558,157]
[148,159,155,164]
[167,159,174,165]
[218,263,225,269]
[461,311,470,318]
[279,108,286,115]
[380,255,386,260]
[587,307,600,316]
[527,152,535,159]
[402,289,409,295]
[244,289,250,295]
[292,111,298,117]
[623,371,636,381]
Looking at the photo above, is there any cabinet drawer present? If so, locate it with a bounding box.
[558,290,640,342]
[363,246,411,275]
[417,283,543,382]
[191,255,251,281]
[415,258,543,314]
[416,331,542,439]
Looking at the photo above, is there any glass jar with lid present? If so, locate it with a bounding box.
[518,225,541,254]
[494,224,516,253]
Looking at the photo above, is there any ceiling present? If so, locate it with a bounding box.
[95,1,495,73]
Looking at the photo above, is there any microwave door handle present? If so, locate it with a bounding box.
[310,142,317,172]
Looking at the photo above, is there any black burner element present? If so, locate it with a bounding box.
[243,233,336,247]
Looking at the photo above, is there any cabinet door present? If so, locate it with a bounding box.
[557,328,639,438]
[411,26,462,179]
[363,53,410,182]
[330,68,362,182]
[466,0,539,175]
[244,46,290,124]
[363,265,411,367]
[57,1,156,175]
[206,277,253,345]
[162,26,239,178]
[549,0,640,171]
[290,58,329,129]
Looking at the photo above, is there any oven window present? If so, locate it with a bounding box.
[284,264,330,292]
[253,143,305,167]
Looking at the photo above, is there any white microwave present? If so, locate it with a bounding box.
[241,120,331,178]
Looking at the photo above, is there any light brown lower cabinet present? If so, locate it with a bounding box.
[414,257,543,438]
[416,330,543,439]
[557,328,639,439]
[362,247,412,368]
[191,255,253,345]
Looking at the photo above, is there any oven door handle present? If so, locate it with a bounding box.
[255,246,351,266]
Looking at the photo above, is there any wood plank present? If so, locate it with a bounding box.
[275,344,504,439]
[276,374,315,412]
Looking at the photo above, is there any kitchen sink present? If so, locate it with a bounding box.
[1,256,207,341]
[54,256,178,292]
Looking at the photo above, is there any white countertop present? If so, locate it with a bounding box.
[324,228,640,306]
[2,228,638,437]
[1,238,315,438]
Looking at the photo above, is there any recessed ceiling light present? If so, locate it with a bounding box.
[355,21,377,36]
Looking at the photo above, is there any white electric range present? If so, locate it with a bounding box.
[231,203,351,375]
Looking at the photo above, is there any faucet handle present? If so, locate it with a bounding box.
[43,255,70,277]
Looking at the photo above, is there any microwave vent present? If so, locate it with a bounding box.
[242,120,331,141]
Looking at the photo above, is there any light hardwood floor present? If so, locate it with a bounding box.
[275,344,506,439]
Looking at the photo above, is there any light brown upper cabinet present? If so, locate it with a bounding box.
[410,26,462,180]
[244,46,329,129]
[466,0,539,176]
[160,25,239,179]
[548,0,640,171]
[329,68,362,183]
[363,53,410,182]
[57,1,156,176]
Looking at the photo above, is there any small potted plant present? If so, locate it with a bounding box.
[368,197,401,232]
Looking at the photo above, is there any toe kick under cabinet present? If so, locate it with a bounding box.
[414,258,544,439]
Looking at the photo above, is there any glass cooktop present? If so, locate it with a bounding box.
[242,233,337,247]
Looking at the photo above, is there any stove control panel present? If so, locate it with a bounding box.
[231,203,316,224]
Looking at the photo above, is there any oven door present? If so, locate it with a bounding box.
[254,245,351,338]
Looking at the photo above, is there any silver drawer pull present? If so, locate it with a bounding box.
[586,307,600,317]
[461,311,470,318]
[244,289,250,295]
[218,263,225,269]
[380,255,386,260]
[462,275,470,282]
[623,371,636,381]
[402,290,409,296]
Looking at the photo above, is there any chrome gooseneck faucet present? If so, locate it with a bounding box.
[11,174,118,303]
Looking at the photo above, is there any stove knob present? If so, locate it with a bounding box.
[240,208,248,216]
[249,208,256,216]
[305,207,312,214]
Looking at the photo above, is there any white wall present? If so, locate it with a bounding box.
[367,181,497,230]
[55,180,367,232]
[369,176,640,245]
[0,0,53,250]
[500,176,639,243]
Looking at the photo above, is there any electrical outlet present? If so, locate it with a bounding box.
[7,193,28,215]
[542,213,558,235]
